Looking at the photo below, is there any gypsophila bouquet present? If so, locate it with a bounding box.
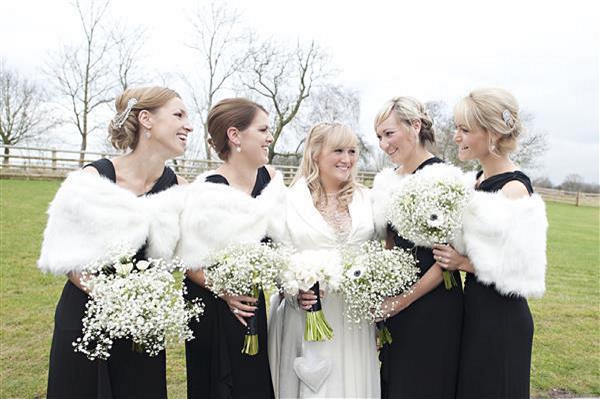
[73,246,204,361]
[387,163,473,289]
[204,242,287,355]
[280,249,343,342]
[340,241,419,344]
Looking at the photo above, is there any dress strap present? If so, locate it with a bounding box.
[84,158,116,182]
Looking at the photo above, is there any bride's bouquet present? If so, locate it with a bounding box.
[204,242,286,355]
[340,241,419,345]
[280,249,343,342]
[386,163,473,289]
[74,246,205,361]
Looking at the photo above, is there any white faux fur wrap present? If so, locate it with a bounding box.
[37,171,154,275]
[456,190,548,298]
[174,171,287,270]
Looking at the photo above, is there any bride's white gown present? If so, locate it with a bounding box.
[269,178,380,398]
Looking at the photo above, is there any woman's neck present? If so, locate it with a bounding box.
[479,153,516,180]
[112,149,168,195]
[398,146,433,175]
[216,158,260,194]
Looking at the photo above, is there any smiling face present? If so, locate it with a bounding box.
[375,114,419,165]
[237,110,273,167]
[315,140,357,190]
[148,97,193,157]
[453,117,492,162]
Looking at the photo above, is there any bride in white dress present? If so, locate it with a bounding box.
[268,122,380,398]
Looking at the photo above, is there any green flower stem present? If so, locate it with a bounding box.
[442,270,458,290]
[242,285,260,356]
[376,321,393,345]
[304,309,334,341]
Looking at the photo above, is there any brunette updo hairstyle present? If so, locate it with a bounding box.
[454,88,522,155]
[108,86,180,150]
[374,96,435,145]
[207,98,268,161]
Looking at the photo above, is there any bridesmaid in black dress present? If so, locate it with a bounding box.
[372,96,463,399]
[434,88,547,399]
[40,86,193,398]
[182,98,277,399]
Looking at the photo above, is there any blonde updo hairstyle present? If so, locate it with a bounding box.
[207,98,268,161]
[374,96,435,145]
[108,86,180,150]
[454,88,522,155]
[293,122,360,208]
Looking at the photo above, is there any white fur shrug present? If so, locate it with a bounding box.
[372,167,548,298]
[37,171,184,275]
[174,171,287,270]
[455,190,548,298]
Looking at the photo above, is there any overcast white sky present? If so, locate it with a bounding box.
[1,0,598,184]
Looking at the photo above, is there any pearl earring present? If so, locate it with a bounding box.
[236,146,241,153]
[144,131,151,139]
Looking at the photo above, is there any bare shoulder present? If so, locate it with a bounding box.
[265,165,277,179]
[177,175,189,185]
[501,180,530,199]
[81,166,100,176]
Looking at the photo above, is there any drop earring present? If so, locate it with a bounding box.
[235,145,241,153]
[144,131,151,139]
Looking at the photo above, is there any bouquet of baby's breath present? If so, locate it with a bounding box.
[340,241,419,345]
[74,246,204,361]
[280,249,343,342]
[387,163,473,289]
[204,242,287,355]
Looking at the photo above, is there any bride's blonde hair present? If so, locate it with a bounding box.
[292,122,360,208]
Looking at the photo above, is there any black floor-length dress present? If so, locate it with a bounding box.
[184,166,275,399]
[379,157,464,399]
[456,171,535,399]
[46,158,177,399]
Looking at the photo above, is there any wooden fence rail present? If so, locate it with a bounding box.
[0,145,376,187]
[2,145,598,206]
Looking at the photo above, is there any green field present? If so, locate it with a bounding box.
[1,179,599,398]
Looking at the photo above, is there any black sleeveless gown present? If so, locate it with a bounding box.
[184,166,275,399]
[456,171,535,399]
[46,158,177,399]
[379,157,464,399]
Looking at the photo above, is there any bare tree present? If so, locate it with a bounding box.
[185,2,250,159]
[558,173,584,192]
[46,0,113,165]
[280,84,372,166]
[243,40,328,163]
[111,24,147,91]
[0,61,57,165]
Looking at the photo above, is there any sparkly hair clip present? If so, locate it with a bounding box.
[112,98,138,129]
[502,109,513,127]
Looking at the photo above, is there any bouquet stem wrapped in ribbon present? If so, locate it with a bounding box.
[386,163,473,290]
[304,281,334,341]
[241,285,260,355]
[280,249,342,342]
[376,321,393,346]
[204,242,286,355]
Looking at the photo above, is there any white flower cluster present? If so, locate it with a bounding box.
[280,249,343,296]
[204,242,287,297]
[339,241,419,324]
[387,163,473,247]
[74,247,204,361]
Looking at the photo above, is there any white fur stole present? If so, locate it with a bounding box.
[38,171,150,275]
[457,191,548,298]
[175,171,287,270]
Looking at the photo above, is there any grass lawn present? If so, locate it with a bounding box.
[1,179,599,398]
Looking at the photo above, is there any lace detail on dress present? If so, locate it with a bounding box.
[316,193,352,244]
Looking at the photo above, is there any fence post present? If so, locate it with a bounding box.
[576,191,580,207]
[51,148,57,171]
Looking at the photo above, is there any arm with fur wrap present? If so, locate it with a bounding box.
[455,191,548,298]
